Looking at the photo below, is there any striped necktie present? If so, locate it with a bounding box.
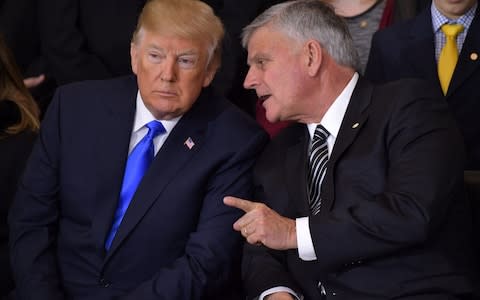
[308,125,329,215]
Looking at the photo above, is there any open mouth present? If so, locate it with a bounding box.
[258,94,271,103]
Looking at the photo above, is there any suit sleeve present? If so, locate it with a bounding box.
[37,0,111,85]
[8,91,65,300]
[242,170,305,300]
[119,118,268,299]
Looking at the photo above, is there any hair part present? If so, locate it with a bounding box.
[0,34,40,137]
[242,0,359,70]
[132,0,224,71]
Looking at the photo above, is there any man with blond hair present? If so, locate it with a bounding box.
[9,0,267,299]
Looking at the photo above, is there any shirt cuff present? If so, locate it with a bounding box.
[259,286,303,300]
[296,217,317,261]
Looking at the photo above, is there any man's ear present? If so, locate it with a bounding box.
[130,43,138,75]
[202,64,217,87]
[303,39,322,76]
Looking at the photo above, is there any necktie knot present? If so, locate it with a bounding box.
[441,23,464,38]
[312,125,329,145]
[145,120,166,139]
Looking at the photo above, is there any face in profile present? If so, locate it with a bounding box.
[243,26,308,123]
[130,29,216,120]
[433,0,477,19]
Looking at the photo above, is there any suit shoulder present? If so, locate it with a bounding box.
[373,17,415,43]
[374,78,440,99]
[218,103,268,141]
[197,90,267,139]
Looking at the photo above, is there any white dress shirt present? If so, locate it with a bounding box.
[128,91,181,155]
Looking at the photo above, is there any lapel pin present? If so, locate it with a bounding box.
[352,123,360,129]
[184,137,195,150]
[470,52,478,61]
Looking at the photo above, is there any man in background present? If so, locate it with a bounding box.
[365,0,480,170]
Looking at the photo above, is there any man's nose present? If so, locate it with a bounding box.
[243,67,258,89]
[160,57,176,82]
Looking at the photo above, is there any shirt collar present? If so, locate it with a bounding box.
[307,72,359,141]
[431,2,477,32]
[133,91,181,134]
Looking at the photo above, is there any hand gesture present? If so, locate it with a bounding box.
[224,196,297,250]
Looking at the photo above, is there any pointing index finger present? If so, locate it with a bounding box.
[223,196,257,213]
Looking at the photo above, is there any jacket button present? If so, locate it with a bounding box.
[99,278,111,288]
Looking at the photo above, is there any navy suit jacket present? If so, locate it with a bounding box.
[365,5,480,169]
[9,76,268,300]
[242,78,474,299]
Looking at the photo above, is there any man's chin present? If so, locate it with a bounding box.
[265,114,282,124]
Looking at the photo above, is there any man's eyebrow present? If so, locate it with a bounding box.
[247,53,269,65]
[146,44,165,52]
[177,49,199,56]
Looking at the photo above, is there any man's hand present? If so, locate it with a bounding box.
[266,292,295,300]
[224,196,297,250]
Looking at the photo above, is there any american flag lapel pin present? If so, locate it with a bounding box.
[184,137,195,149]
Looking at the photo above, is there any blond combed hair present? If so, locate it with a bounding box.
[132,0,224,71]
[0,35,40,137]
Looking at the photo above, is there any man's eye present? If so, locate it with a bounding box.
[257,57,268,65]
[148,52,164,62]
[255,59,267,69]
[178,57,196,68]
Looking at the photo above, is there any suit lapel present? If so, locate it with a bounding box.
[320,78,372,214]
[284,125,310,216]
[91,76,138,253]
[105,89,216,259]
[405,9,441,91]
[448,9,480,96]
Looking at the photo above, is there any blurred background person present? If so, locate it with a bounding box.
[0,0,52,117]
[0,34,39,299]
[323,0,429,72]
[365,0,480,170]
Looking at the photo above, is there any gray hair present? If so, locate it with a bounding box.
[242,0,359,70]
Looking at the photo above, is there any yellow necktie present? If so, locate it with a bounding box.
[438,24,464,95]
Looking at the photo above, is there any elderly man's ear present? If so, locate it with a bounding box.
[304,40,322,77]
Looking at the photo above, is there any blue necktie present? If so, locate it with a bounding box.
[105,120,166,250]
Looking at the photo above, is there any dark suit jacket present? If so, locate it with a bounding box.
[365,5,480,170]
[9,76,268,300]
[242,78,474,299]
